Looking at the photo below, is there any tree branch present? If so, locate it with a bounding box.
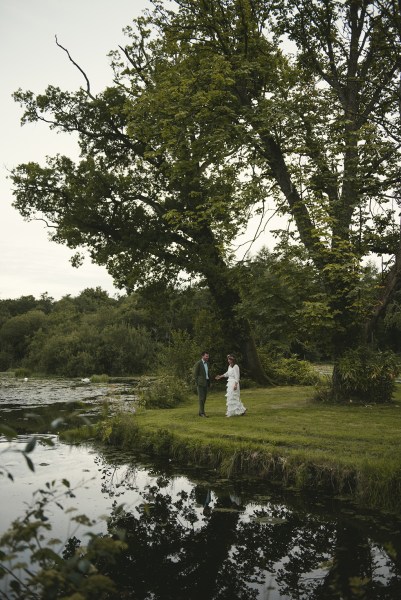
[55,36,94,99]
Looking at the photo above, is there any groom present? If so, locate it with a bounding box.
[193,351,210,417]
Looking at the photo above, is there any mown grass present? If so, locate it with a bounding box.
[92,383,401,513]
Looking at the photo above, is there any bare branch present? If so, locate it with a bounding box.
[55,35,94,99]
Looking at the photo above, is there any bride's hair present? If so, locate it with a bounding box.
[227,354,236,363]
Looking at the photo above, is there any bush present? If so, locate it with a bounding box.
[259,352,321,385]
[0,309,47,362]
[0,350,12,371]
[14,367,32,378]
[139,375,190,408]
[26,330,92,376]
[333,346,400,404]
[91,374,110,383]
[96,324,159,375]
[26,322,159,377]
[160,330,199,384]
[0,479,125,599]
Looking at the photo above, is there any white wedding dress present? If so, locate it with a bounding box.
[223,364,247,417]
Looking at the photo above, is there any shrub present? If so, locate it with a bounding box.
[65,350,97,377]
[91,374,110,383]
[26,330,89,376]
[0,309,47,362]
[27,322,159,377]
[160,330,199,384]
[96,324,159,375]
[0,479,125,599]
[139,375,190,408]
[14,367,31,378]
[259,352,321,385]
[0,350,12,371]
[333,346,401,404]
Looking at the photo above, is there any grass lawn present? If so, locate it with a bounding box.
[96,383,401,512]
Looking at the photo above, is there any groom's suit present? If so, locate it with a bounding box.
[193,358,210,416]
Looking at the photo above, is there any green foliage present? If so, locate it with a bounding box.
[6,3,283,381]
[0,479,126,599]
[14,367,31,378]
[26,329,95,377]
[0,288,218,379]
[238,246,329,359]
[72,287,114,314]
[90,374,110,383]
[384,297,401,332]
[259,352,321,386]
[333,347,401,404]
[138,376,190,409]
[0,351,11,371]
[24,303,159,377]
[381,294,401,354]
[192,307,228,369]
[96,324,158,376]
[3,0,401,388]
[9,0,401,390]
[0,309,47,363]
[0,294,53,320]
[160,329,199,384]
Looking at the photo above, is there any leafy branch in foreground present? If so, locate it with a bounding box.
[0,427,55,482]
[0,478,126,600]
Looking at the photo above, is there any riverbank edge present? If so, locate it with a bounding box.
[69,410,401,515]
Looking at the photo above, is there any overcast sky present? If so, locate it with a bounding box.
[1,0,273,301]
[0,0,151,300]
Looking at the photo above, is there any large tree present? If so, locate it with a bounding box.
[11,4,277,382]
[142,0,401,396]
[11,0,401,395]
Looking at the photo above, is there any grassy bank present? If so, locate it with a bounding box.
[91,383,401,513]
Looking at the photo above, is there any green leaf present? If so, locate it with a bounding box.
[22,453,35,472]
[24,436,37,454]
[0,424,18,440]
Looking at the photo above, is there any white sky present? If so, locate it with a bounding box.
[0,0,150,300]
[1,0,273,301]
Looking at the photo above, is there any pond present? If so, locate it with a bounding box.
[1,375,401,599]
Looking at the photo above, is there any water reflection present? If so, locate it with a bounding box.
[1,396,401,598]
[69,447,401,600]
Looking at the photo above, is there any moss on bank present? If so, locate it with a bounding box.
[73,384,401,513]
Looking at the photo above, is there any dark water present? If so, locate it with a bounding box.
[1,376,401,599]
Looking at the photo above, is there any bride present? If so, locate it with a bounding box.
[215,354,247,417]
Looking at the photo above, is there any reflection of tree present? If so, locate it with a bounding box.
[231,504,335,598]
[181,488,254,600]
[310,522,372,600]
[234,509,401,600]
[103,479,254,600]
[82,459,401,600]
[314,519,401,600]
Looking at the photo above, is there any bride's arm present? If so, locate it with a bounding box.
[233,365,240,388]
[215,369,229,380]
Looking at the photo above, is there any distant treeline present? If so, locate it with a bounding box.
[1,249,400,380]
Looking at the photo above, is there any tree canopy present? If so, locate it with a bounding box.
[10,0,401,394]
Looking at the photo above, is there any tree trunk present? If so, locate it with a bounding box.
[207,275,274,385]
[202,260,273,385]
[325,266,364,400]
[365,241,401,342]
